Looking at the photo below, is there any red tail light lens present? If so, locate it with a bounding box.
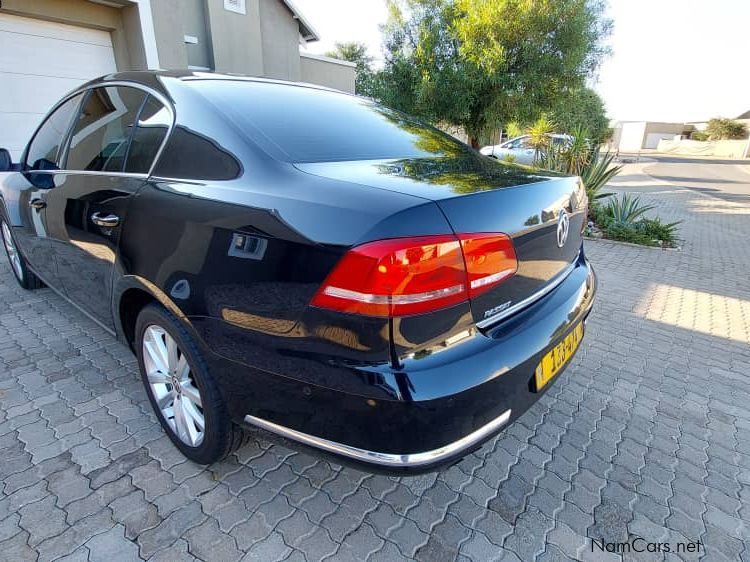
[458,233,517,298]
[311,233,517,317]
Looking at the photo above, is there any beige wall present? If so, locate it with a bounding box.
[205,0,264,75]
[149,0,188,69]
[300,54,356,93]
[259,0,301,80]
[0,0,144,70]
[657,138,750,159]
[120,4,147,70]
[643,122,688,136]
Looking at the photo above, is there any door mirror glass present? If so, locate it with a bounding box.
[0,149,11,172]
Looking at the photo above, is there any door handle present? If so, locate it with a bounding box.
[91,212,120,228]
[29,199,46,209]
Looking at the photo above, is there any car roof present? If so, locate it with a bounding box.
[79,70,349,100]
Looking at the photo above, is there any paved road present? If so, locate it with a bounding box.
[643,155,750,203]
[1,158,749,561]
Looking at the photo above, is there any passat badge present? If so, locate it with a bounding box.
[557,209,570,248]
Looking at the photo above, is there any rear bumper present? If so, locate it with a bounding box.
[203,252,596,473]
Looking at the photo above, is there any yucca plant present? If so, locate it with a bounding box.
[564,127,590,175]
[505,121,524,140]
[606,194,655,225]
[534,142,568,172]
[528,115,556,158]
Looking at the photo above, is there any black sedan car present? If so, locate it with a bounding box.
[0,71,595,472]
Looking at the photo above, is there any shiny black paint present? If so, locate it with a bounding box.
[0,71,597,471]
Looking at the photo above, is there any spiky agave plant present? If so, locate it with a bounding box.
[580,150,622,201]
[606,194,655,225]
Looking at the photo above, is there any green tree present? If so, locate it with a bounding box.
[550,87,610,142]
[325,41,375,96]
[705,118,748,140]
[374,0,611,147]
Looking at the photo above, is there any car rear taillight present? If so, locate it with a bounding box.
[311,233,517,317]
[458,233,517,298]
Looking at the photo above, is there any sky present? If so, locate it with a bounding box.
[295,0,750,123]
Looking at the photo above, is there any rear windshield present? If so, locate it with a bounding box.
[190,80,468,163]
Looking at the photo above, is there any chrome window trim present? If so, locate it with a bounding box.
[244,408,511,468]
[21,170,149,179]
[476,257,578,330]
[22,81,176,179]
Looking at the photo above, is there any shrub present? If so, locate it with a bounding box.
[505,121,524,140]
[501,154,517,164]
[705,118,748,140]
[591,196,681,247]
[691,131,709,141]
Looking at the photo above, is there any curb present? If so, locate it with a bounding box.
[584,236,681,252]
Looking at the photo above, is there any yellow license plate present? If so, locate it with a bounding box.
[535,322,584,391]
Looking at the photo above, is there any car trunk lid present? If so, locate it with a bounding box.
[295,154,587,326]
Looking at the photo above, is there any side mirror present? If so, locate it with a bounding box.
[0,149,11,172]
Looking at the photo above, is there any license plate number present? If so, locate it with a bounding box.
[535,322,584,391]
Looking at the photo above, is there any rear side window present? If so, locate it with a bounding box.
[25,93,84,170]
[151,126,241,180]
[66,86,147,172]
[124,95,171,174]
[190,80,468,163]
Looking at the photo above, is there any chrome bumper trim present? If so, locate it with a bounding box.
[244,408,512,468]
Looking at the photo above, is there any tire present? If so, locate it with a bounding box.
[135,303,248,464]
[1,218,44,290]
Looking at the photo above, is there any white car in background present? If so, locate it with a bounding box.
[480,134,573,165]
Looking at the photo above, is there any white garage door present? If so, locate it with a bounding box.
[0,13,117,159]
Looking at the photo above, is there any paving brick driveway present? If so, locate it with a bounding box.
[1,158,749,561]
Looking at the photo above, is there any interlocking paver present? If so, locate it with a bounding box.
[1,158,750,560]
[85,524,140,561]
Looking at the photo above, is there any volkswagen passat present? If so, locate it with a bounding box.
[0,72,595,472]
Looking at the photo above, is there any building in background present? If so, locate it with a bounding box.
[609,121,694,153]
[0,0,355,157]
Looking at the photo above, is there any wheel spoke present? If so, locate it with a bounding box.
[153,388,173,410]
[181,400,200,445]
[166,335,179,372]
[183,399,205,431]
[176,355,190,382]
[181,382,202,408]
[173,396,188,441]
[143,341,168,376]
[147,369,170,385]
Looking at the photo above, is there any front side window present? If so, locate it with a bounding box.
[65,86,147,172]
[25,93,84,171]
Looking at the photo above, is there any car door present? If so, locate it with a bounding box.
[43,85,171,329]
[511,136,535,164]
[5,93,86,286]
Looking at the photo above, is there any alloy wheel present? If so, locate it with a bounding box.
[142,325,205,447]
[1,221,24,282]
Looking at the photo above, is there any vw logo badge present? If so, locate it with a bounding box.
[557,210,570,248]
